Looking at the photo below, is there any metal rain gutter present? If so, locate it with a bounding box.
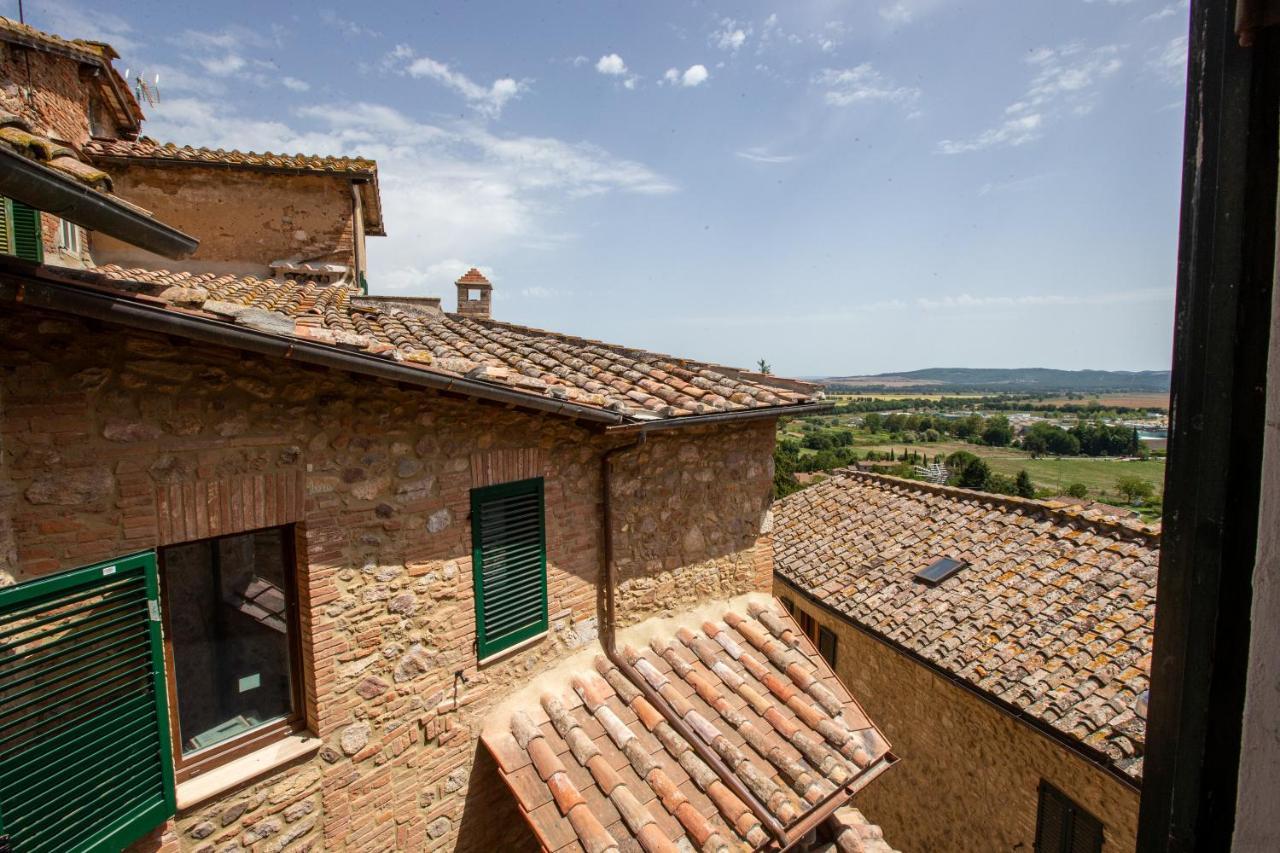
[0,147,197,259]
[603,401,831,434]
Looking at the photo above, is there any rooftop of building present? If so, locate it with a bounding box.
[480,595,897,852]
[2,262,823,426]
[772,470,1157,781]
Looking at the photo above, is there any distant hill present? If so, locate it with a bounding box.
[822,368,1171,394]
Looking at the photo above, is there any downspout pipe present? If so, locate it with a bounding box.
[600,435,791,848]
[0,147,198,259]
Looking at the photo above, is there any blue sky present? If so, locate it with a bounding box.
[13,0,1188,375]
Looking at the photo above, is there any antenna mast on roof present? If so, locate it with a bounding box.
[133,72,160,107]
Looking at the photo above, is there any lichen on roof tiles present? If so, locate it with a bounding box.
[90,265,822,421]
[773,470,1157,780]
[480,599,897,852]
[83,136,378,175]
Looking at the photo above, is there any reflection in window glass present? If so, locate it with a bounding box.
[161,527,296,755]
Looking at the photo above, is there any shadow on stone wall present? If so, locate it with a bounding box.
[455,741,539,852]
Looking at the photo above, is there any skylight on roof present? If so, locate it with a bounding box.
[915,557,967,586]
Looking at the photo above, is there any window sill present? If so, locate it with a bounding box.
[477,630,548,667]
[175,733,322,811]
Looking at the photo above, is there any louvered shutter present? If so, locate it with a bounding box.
[0,552,176,853]
[6,200,42,263]
[818,626,838,666]
[471,478,547,659]
[1035,783,1069,853]
[0,199,11,256]
[1069,807,1104,853]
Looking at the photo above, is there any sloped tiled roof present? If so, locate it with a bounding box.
[84,137,378,175]
[481,600,896,852]
[0,113,113,191]
[89,265,821,421]
[773,471,1157,780]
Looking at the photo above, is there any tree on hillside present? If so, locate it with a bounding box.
[980,415,1013,447]
[956,457,991,490]
[1015,470,1035,498]
[1115,476,1155,505]
[861,412,883,432]
[1066,482,1089,499]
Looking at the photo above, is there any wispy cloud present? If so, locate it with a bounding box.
[281,77,310,92]
[521,285,573,299]
[386,46,528,117]
[914,288,1168,310]
[319,9,380,38]
[736,147,796,164]
[711,19,750,53]
[1147,35,1188,84]
[939,42,1122,153]
[1142,1,1188,23]
[27,0,140,52]
[143,97,675,295]
[815,64,921,107]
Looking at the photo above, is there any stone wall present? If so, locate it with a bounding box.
[90,166,358,275]
[775,582,1141,853]
[0,307,777,851]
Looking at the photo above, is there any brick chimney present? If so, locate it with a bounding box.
[455,268,492,319]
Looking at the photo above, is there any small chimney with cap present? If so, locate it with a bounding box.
[455,268,492,319]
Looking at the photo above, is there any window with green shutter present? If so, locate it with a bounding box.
[0,197,44,263]
[0,552,176,853]
[471,477,548,659]
[1035,781,1103,853]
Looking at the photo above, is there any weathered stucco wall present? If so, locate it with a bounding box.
[774,582,1141,853]
[90,165,358,274]
[1233,235,1280,850]
[0,308,777,852]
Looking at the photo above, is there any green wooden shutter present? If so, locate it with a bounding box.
[0,552,176,853]
[471,478,547,659]
[0,199,11,256]
[3,199,42,263]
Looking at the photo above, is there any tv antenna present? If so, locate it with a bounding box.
[124,69,160,107]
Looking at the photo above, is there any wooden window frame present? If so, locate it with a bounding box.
[797,608,818,644]
[471,477,548,661]
[1035,780,1104,853]
[817,625,838,667]
[157,525,308,784]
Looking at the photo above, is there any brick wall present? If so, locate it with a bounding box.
[90,165,359,275]
[0,42,122,144]
[775,582,1141,852]
[0,308,777,851]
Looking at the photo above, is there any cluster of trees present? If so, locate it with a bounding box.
[944,451,1035,498]
[1020,421,1142,458]
[860,412,1015,447]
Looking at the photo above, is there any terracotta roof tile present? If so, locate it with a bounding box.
[481,602,896,852]
[87,265,822,422]
[773,470,1157,780]
[83,136,377,175]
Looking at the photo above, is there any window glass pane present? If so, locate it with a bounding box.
[163,528,295,755]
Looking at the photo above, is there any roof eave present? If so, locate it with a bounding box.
[604,401,832,434]
[0,267,636,426]
[0,146,197,258]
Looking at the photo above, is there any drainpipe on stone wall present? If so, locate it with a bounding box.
[599,434,791,848]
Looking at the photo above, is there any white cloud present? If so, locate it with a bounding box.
[199,53,247,76]
[938,114,1042,154]
[876,1,955,27]
[712,19,750,52]
[26,0,140,51]
[387,46,528,117]
[570,55,589,67]
[816,65,921,107]
[736,147,795,164]
[521,285,572,299]
[915,289,1168,310]
[681,64,709,87]
[319,9,379,38]
[1147,35,1188,83]
[663,68,680,84]
[1142,2,1188,23]
[143,97,675,295]
[281,77,310,92]
[596,54,627,75]
[939,42,1122,153]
